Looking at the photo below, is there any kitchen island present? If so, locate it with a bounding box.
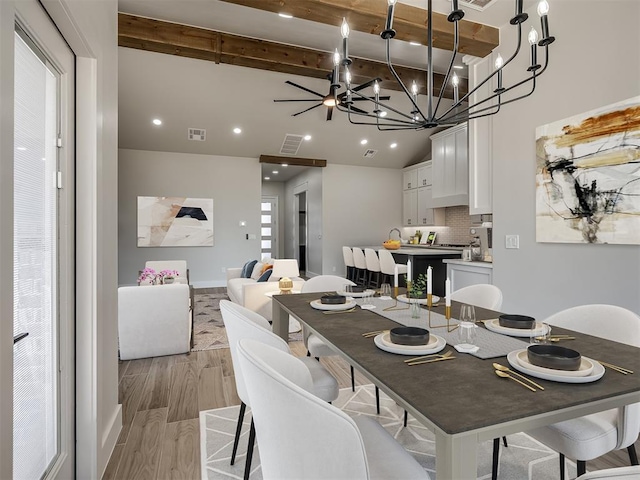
[390,247,461,296]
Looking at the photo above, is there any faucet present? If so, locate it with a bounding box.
[389,228,401,240]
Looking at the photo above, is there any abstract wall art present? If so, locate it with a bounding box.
[536,96,640,244]
[137,196,214,247]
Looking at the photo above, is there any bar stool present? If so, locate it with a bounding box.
[342,246,356,282]
[378,249,407,285]
[364,248,382,288]
[351,247,368,286]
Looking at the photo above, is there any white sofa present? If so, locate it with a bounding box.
[118,283,191,360]
[226,266,304,321]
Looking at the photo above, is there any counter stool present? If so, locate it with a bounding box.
[352,247,368,286]
[342,246,356,282]
[364,248,382,288]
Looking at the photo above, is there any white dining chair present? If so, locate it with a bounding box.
[220,300,339,480]
[352,247,368,286]
[451,284,503,310]
[378,248,408,285]
[524,305,640,480]
[364,248,382,288]
[237,338,430,480]
[342,246,356,283]
[577,465,640,479]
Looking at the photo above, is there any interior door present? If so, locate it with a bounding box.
[261,196,278,259]
[10,2,75,478]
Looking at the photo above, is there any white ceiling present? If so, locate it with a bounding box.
[117,0,537,175]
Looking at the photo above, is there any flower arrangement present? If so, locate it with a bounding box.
[138,267,158,285]
[158,269,180,284]
[406,273,429,298]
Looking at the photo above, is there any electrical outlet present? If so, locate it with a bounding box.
[505,235,519,249]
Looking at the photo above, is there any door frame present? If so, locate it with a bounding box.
[293,184,308,275]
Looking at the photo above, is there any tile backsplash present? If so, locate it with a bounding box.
[400,206,489,246]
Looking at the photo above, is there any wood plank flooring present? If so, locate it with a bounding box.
[104,341,639,479]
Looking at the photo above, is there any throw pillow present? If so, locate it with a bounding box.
[257,269,272,282]
[250,262,264,280]
[261,264,273,275]
[241,260,257,278]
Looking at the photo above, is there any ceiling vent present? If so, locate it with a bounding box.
[280,134,304,155]
[188,128,206,141]
[363,149,378,158]
[460,0,498,11]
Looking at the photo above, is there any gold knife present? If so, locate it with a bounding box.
[407,356,456,366]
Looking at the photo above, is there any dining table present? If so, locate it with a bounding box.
[271,292,640,480]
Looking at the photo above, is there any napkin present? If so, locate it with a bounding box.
[360,305,377,310]
[454,344,479,354]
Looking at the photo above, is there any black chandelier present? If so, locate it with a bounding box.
[332,0,556,131]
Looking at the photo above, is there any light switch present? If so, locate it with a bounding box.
[505,235,519,249]
[247,233,257,240]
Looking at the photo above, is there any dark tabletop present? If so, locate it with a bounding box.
[273,292,640,435]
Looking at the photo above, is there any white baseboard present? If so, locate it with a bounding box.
[99,404,122,479]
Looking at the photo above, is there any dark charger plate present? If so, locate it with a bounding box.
[527,345,582,371]
[320,294,346,305]
[499,314,535,329]
[390,327,430,346]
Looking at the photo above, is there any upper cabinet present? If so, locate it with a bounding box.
[403,169,418,190]
[466,55,494,215]
[417,164,432,187]
[431,123,468,208]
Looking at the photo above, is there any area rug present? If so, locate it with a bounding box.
[200,385,578,480]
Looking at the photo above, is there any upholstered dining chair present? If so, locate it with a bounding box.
[378,248,408,285]
[364,248,382,288]
[220,300,338,480]
[450,283,503,311]
[524,304,640,480]
[352,247,368,286]
[236,338,430,480]
[577,465,640,479]
[342,246,356,283]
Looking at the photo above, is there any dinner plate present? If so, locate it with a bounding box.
[374,333,445,355]
[507,350,604,383]
[337,289,376,298]
[516,349,594,377]
[484,319,547,337]
[310,299,357,311]
[397,294,440,305]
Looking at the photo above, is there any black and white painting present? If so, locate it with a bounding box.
[137,196,214,247]
[536,96,640,244]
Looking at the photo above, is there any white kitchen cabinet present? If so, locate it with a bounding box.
[431,123,468,207]
[402,189,418,226]
[403,169,418,190]
[466,55,494,214]
[417,164,432,187]
[417,185,445,226]
[444,260,493,292]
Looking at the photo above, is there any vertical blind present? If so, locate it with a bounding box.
[13,30,58,480]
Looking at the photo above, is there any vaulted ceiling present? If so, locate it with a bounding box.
[117,0,529,173]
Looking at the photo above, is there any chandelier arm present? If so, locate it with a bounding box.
[345,88,417,121]
[384,37,426,120]
[433,19,460,118]
[337,101,419,126]
[345,109,420,129]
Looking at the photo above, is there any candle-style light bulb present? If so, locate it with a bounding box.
[537,0,549,16]
[345,68,351,86]
[452,73,459,104]
[373,81,380,95]
[537,0,555,46]
[341,18,350,38]
[528,27,540,71]
[332,48,341,86]
[411,81,419,98]
[494,54,503,70]
[332,48,341,66]
[528,27,539,45]
[494,54,504,92]
[388,0,397,4]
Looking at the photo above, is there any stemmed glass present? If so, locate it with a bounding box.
[458,304,477,348]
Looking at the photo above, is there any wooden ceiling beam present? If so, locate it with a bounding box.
[118,13,468,98]
[218,0,499,58]
[260,155,327,167]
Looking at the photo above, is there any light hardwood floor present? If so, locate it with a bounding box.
[104,342,638,479]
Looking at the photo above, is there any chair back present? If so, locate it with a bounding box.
[377,249,397,275]
[145,260,189,282]
[451,284,503,311]
[301,275,356,294]
[342,246,355,268]
[237,338,370,479]
[544,304,640,450]
[364,248,381,273]
[352,247,367,270]
[219,300,289,405]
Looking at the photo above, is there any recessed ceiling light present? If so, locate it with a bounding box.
[453,65,464,69]
[304,134,312,141]
[360,139,368,145]
[390,143,398,149]
[17,147,26,151]
[272,170,279,174]
[233,127,242,134]
[152,118,162,126]
[409,41,421,46]
[264,176,270,180]
[281,163,288,167]
[379,111,388,118]
[278,12,293,18]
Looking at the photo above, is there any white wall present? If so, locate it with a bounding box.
[322,164,403,276]
[492,0,640,318]
[261,181,286,258]
[118,149,262,286]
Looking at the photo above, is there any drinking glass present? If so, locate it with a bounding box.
[458,304,477,348]
[362,289,375,309]
[380,283,392,300]
[344,284,353,297]
[530,322,551,345]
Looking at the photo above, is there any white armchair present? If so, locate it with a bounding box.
[118,283,191,360]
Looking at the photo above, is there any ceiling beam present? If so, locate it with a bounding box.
[260,155,327,167]
[118,13,468,98]
[218,0,499,58]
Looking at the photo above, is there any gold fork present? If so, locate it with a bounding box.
[407,356,456,366]
[322,307,357,315]
[598,361,633,375]
[404,350,453,363]
[362,329,389,337]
